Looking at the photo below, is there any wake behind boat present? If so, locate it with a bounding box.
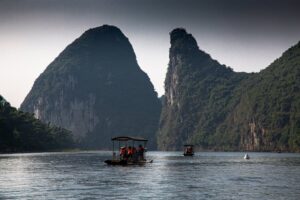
[104,136,152,166]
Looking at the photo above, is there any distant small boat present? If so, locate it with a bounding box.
[183,144,194,156]
[244,153,250,160]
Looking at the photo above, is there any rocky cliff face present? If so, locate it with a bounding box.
[21,25,161,149]
[158,28,300,152]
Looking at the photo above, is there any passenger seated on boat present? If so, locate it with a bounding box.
[131,147,137,161]
[138,145,145,160]
[186,147,193,154]
[128,146,133,159]
[120,147,127,160]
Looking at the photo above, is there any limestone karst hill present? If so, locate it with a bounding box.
[21,25,161,149]
[158,28,300,152]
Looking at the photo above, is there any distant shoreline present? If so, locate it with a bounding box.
[1,149,299,155]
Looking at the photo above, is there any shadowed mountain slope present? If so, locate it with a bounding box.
[21,25,161,149]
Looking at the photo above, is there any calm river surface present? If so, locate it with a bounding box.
[0,151,299,199]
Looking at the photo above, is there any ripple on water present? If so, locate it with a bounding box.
[0,151,300,199]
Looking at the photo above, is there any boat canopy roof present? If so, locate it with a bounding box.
[184,144,194,147]
[111,136,148,142]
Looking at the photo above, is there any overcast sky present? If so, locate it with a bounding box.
[1,0,300,108]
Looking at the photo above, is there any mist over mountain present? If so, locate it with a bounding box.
[20,25,161,149]
[158,28,300,152]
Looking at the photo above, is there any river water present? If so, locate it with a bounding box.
[0,151,299,199]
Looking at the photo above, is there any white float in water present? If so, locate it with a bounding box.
[244,153,250,160]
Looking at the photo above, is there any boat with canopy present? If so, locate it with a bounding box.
[183,144,194,156]
[104,136,152,165]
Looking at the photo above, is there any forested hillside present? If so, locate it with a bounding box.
[0,95,73,153]
[158,28,300,152]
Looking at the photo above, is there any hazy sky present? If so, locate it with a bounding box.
[1,0,300,108]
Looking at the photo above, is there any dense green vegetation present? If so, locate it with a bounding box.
[0,95,74,153]
[158,28,300,152]
[21,25,161,149]
[218,42,300,152]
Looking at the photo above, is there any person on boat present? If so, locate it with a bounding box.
[127,146,133,160]
[187,147,193,154]
[138,144,145,160]
[132,146,137,155]
[120,147,127,160]
[132,146,138,161]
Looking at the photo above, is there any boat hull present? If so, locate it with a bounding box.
[105,159,152,166]
[183,153,194,156]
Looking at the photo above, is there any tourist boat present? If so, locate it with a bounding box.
[183,144,194,156]
[104,136,152,166]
